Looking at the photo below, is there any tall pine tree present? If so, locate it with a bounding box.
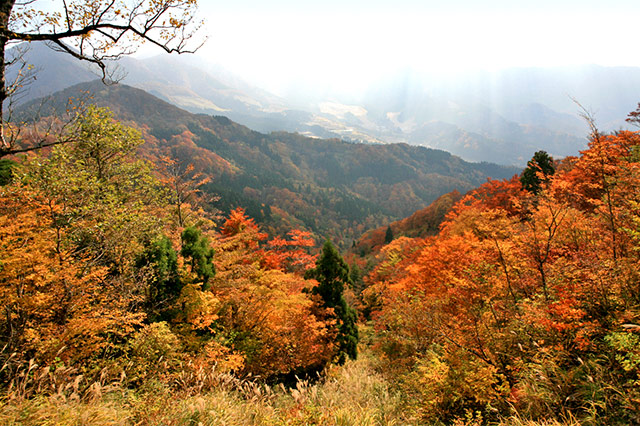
[305,240,358,364]
[384,225,394,244]
[136,235,181,321]
[520,150,555,194]
[181,226,215,290]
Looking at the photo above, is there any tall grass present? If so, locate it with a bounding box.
[0,352,408,426]
[0,351,585,426]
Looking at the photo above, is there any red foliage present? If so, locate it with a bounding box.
[444,176,525,224]
[366,126,640,420]
[221,207,264,238]
[261,229,317,273]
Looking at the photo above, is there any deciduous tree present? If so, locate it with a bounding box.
[0,0,203,157]
[22,105,167,274]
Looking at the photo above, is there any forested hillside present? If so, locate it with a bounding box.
[3,98,640,425]
[351,189,463,256]
[354,117,640,424]
[6,0,640,424]
[1,105,357,391]
[16,80,518,245]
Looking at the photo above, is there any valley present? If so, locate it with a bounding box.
[17,79,518,245]
[2,3,640,424]
[11,43,640,166]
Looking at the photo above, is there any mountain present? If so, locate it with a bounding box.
[324,72,586,164]
[9,44,639,166]
[341,66,640,163]
[5,43,98,105]
[6,43,289,119]
[17,80,519,245]
[116,58,598,164]
[6,43,366,144]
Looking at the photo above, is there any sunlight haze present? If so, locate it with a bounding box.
[195,0,640,96]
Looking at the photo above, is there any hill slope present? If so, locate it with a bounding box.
[352,190,464,256]
[18,80,520,244]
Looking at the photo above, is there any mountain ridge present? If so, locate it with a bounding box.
[16,79,520,245]
[9,43,636,165]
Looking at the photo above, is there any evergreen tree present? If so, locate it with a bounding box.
[520,150,555,194]
[181,226,215,289]
[349,262,365,297]
[136,236,181,321]
[0,159,15,186]
[305,240,359,364]
[384,225,394,244]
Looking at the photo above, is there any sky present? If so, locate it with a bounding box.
[192,0,640,96]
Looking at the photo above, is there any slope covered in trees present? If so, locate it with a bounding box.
[5,68,640,425]
[352,189,464,256]
[15,80,519,246]
[359,124,640,424]
[0,106,357,390]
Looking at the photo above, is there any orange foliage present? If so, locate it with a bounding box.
[0,187,143,364]
[443,176,525,228]
[354,190,463,256]
[260,229,317,273]
[221,207,265,239]
[157,155,216,228]
[179,208,334,378]
[367,128,640,421]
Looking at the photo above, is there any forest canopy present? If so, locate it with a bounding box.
[1,77,640,426]
[0,106,355,389]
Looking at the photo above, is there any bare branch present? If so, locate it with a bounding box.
[571,97,600,140]
[0,0,204,158]
[61,0,71,31]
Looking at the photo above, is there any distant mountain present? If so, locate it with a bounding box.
[117,55,291,121]
[342,66,640,163]
[136,61,637,165]
[462,66,640,129]
[6,43,363,143]
[8,43,639,165]
[17,80,519,245]
[501,102,586,136]
[5,43,98,105]
[327,72,587,164]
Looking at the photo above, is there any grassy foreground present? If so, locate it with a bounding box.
[0,350,580,426]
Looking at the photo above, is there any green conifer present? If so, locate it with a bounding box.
[181,226,215,289]
[305,240,359,364]
[136,236,181,321]
[520,150,555,194]
[384,225,394,244]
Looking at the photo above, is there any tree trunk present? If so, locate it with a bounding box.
[0,1,16,151]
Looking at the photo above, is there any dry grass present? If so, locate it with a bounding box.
[0,353,406,426]
[496,415,582,426]
[0,352,584,426]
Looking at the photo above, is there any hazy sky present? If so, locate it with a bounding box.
[193,1,638,95]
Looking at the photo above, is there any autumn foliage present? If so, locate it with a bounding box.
[2,103,640,425]
[0,107,343,395]
[366,129,640,423]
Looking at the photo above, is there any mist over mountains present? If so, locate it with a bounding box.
[8,43,640,165]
